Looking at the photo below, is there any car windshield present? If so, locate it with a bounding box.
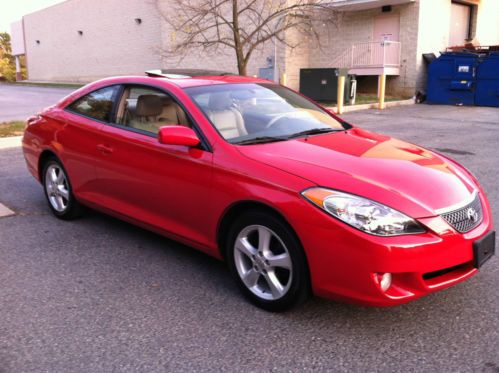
[185,83,349,144]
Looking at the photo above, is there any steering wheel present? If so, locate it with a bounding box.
[265,113,290,129]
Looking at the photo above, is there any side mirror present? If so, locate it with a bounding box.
[158,125,200,147]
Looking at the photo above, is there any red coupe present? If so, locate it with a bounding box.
[22,70,495,311]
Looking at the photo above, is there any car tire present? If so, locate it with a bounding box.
[226,210,311,312]
[42,157,83,220]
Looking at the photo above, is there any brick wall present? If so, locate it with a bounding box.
[392,1,420,96]
[281,2,421,96]
[281,27,311,91]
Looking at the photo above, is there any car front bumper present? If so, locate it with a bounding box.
[289,192,494,307]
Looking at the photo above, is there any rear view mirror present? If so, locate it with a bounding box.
[158,126,200,147]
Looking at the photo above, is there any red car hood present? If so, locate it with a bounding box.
[237,128,477,218]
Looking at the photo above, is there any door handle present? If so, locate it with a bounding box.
[96,144,114,154]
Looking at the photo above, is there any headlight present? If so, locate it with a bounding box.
[302,188,425,236]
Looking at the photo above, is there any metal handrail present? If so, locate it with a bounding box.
[331,41,401,69]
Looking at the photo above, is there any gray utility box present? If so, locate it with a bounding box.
[258,67,275,81]
[299,68,355,103]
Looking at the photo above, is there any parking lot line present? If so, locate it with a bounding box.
[0,203,15,218]
[0,136,23,149]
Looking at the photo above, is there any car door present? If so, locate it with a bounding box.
[61,85,121,201]
[92,84,214,248]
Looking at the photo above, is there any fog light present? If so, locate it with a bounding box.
[377,273,392,292]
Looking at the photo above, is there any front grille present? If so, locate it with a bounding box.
[440,193,483,233]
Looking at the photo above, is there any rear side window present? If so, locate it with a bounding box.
[67,86,119,122]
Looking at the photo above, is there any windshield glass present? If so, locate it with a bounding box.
[185,83,349,144]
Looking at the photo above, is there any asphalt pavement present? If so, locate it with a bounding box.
[0,84,75,122]
[0,86,498,372]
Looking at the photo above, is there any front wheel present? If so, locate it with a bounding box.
[226,211,310,311]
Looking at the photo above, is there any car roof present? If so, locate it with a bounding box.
[56,73,276,108]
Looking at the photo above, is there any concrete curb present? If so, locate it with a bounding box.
[326,98,415,113]
[0,136,23,149]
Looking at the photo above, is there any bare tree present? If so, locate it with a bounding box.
[157,0,338,76]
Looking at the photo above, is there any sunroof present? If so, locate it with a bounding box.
[145,69,235,78]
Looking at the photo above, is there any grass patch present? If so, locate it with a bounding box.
[0,121,25,138]
[352,94,406,105]
[319,94,409,107]
[0,81,83,89]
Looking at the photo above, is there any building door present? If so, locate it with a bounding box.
[449,2,471,47]
[373,14,400,42]
[373,15,400,66]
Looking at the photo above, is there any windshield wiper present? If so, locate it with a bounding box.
[233,128,341,145]
[287,128,341,139]
[234,136,287,145]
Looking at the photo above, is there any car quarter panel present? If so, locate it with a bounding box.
[22,107,102,196]
[57,111,105,196]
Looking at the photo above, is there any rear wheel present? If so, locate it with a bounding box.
[42,157,83,220]
[226,210,310,311]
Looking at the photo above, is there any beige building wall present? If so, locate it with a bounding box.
[10,20,25,56]
[24,0,163,82]
[24,0,274,82]
[416,0,499,54]
[415,0,451,91]
[474,0,499,46]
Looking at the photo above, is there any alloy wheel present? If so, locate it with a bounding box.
[233,224,293,300]
[44,164,70,212]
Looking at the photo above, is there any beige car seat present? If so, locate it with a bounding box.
[158,96,189,126]
[131,95,189,133]
[207,92,246,139]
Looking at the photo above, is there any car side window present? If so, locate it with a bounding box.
[115,86,190,135]
[67,86,119,122]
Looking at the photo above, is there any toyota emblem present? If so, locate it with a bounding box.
[466,207,478,223]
